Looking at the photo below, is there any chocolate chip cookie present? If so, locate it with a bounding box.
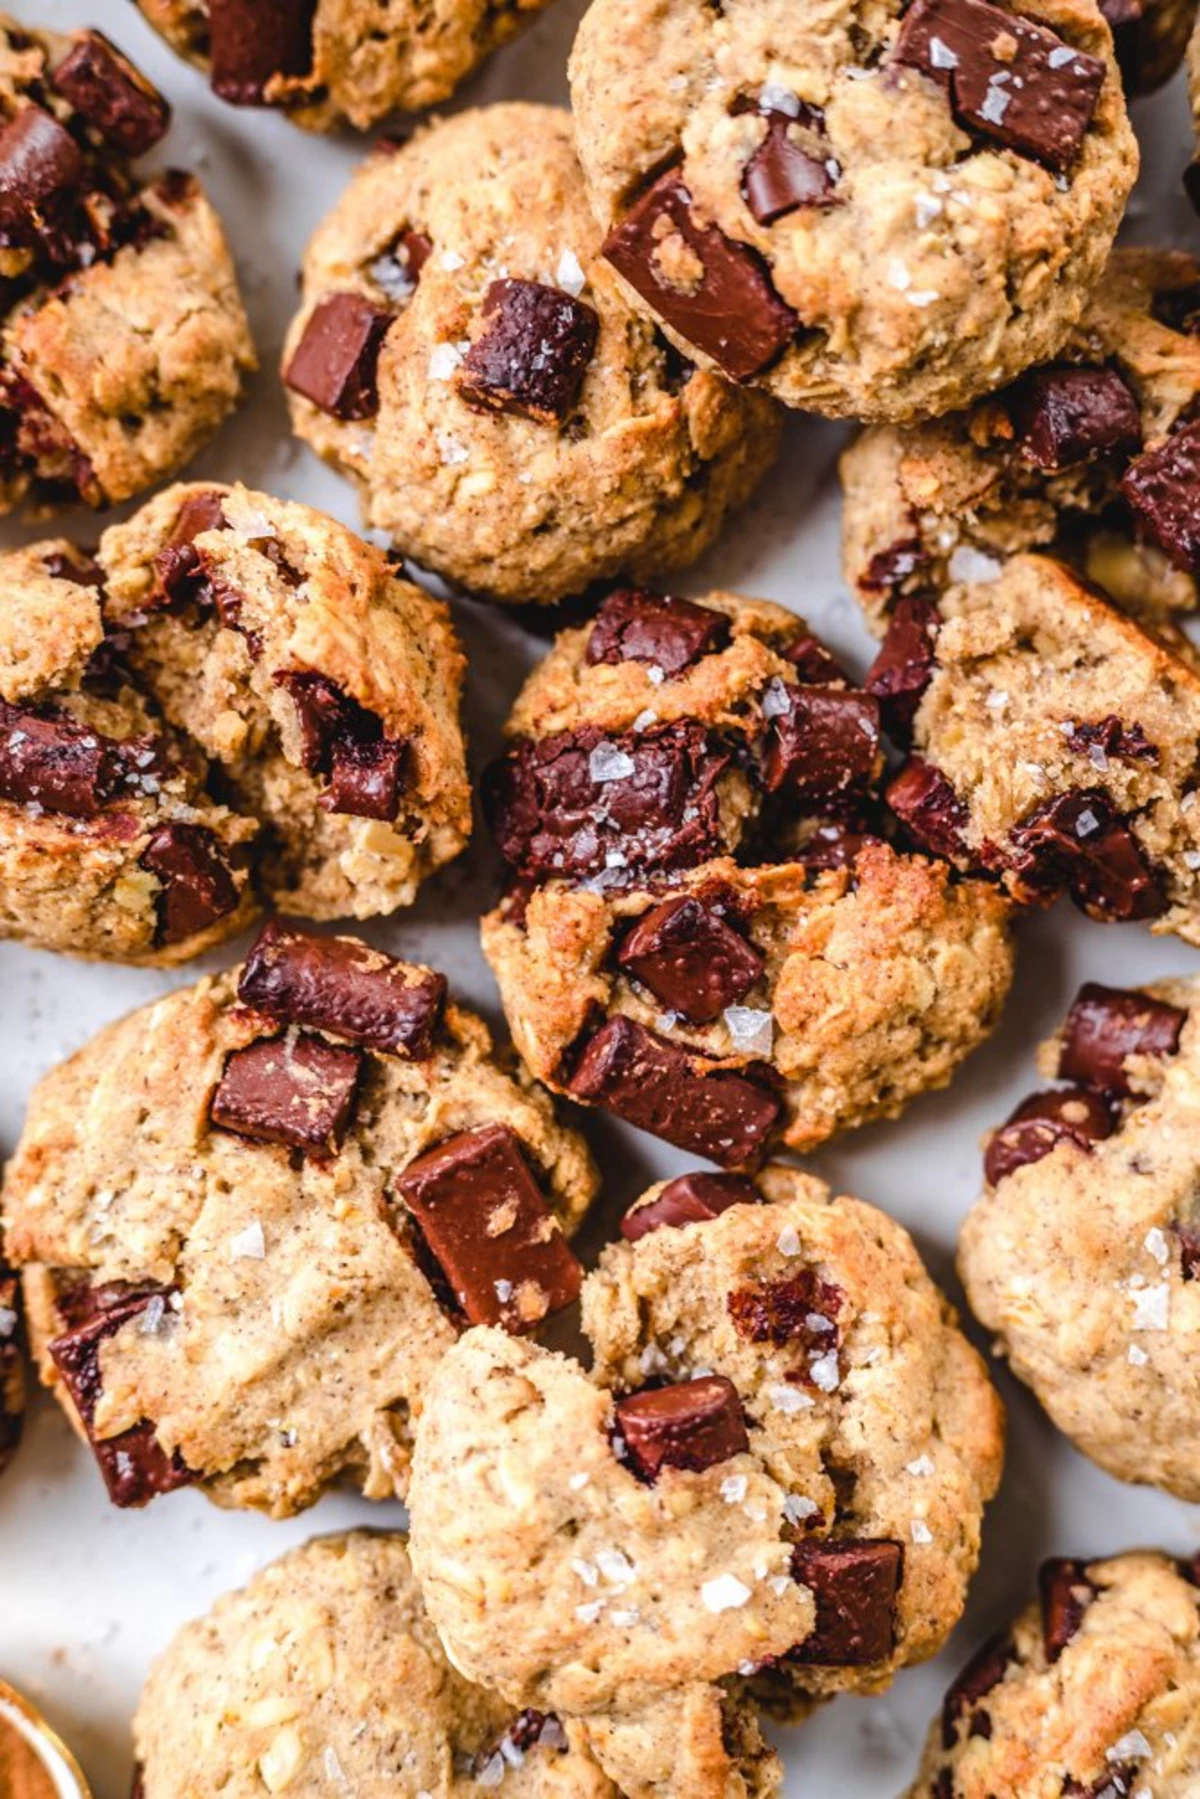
[959,976,1200,1499]
[0,18,254,516]
[409,1169,1004,1797]
[283,106,780,605]
[842,249,1200,631]
[134,1532,619,1799]
[1,920,597,1514]
[0,482,470,964]
[905,1552,1200,1797]
[567,0,1137,420]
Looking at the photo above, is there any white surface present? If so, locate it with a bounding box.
[0,9,1197,1795]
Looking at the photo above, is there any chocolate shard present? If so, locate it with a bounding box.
[285,294,394,421]
[865,596,940,736]
[140,823,240,947]
[0,104,84,245]
[50,31,171,156]
[1012,364,1142,472]
[620,1172,763,1240]
[727,1271,841,1350]
[150,488,230,609]
[603,170,798,383]
[567,1016,781,1166]
[1057,981,1186,1094]
[208,0,317,104]
[1007,790,1166,922]
[210,1033,363,1153]
[761,683,882,800]
[743,109,840,225]
[1175,1220,1200,1281]
[457,278,600,425]
[1066,716,1157,766]
[789,1539,904,1665]
[941,1633,1014,1749]
[586,587,731,679]
[239,919,447,1058]
[394,1123,582,1332]
[617,892,764,1026]
[1120,418,1200,574]
[615,1375,749,1481]
[369,228,432,303]
[0,697,130,817]
[0,1268,24,1480]
[891,0,1106,171]
[984,1086,1115,1185]
[1039,1557,1096,1660]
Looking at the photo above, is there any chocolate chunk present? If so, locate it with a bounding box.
[394,1124,582,1331]
[1120,418,1200,574]
[784,632,849,685]
[47,1289,194,1508]
[322,734,406,820]
[615,1375,749,1481]
[798,820,879,869]
[728,1271,841,1349]
[1187,161,1200,218]
[567,1016,781,1166]
[473,1713,563,1777]
[141,823,240,946]
[210,1033,363,1152]
[239,919,446,1057]
[865,596,939,736]
[42,548,105,589]
[1098,0,1144,86]
[984,1086,1115,1185]
[1039,1557,1096,1660]
[620,1172,763,1240]
[285,294,394,421]
[1176,1221,1200,1281]
[51,32,171,156]
[208,0,317,104]
[1062,1768,1137,1799]
[1057,981,1186,1094]
[131,1766,144,1799]
[0,105,84,246]
[586,587,731,678]
[761,684,882,800]
[150,488,230,609]
[1007,790,1166,921]
[0,1268,24,1480]
[891,0,1105,171]
[457,279,600,425]
[863,540,928,598]
[617,893,764,1025]
[1066,716,1158,765]
[273,671,406,821]
[1013,364,1142,472]
[789,1539,904,1665]
[0,698,131,817]
[484,722,734,883]
[370,228,432,303]
[603,171,798,382]
[941,1633,1014,1748]
[743,109,839,224]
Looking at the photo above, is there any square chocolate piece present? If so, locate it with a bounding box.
[239,920,446,1058]
[615,1375,749,1481]
[789,1538,904,1665]
[457,279,600,424]
[586,587,731,678]
[617,892,764,1025]
[210,1033,363,1153]
[285,294,394,421]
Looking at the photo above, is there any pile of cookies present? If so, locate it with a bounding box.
[1,3,1199,1797]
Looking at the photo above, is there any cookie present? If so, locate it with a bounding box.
[567,0,1137,421]
[841,249,1200,631]
[0,920,598,1515]
[133,0,556,133]
[133,1531,619,1799]
[905,1552,1200,1797]
[0,18,254,516]
[0,482,470,964]
[0,1263,23,1483]
[283,106,780,605]
[408,1169,1004,1795]
[959,975,1200,1499]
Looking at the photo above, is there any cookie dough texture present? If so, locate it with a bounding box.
[284,106,780,604]
[2,951,596,1515]
[134,1533,618,1799]
[905,1553,1200,1797]
[568,0,1137,420]
[841,249,1200,631]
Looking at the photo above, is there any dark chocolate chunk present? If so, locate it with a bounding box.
[0,698,129,817]
[783,632,850,686]
[150,488,230,609]
[1007,790,1166,922]
[620,1172,763,1240]
[891,0,1106,171]
[1176,1221,1200,1281]
[727,1271,841,1349]
[140,823,240,946]
[743,110,839,225]
[1187,160,1200,217]
[1098,0,1144,87]
[1057,981,1186,1094]
[43,548,105,591]
[0,1268,24,1481]
[208,0,317,104]
[1120,418,1200,574]
[285,294,394,421]
[130,1766,145,1799]
[761,684,881,801]
[567,1016,781,1166]
[369,228,432,303]
[239,919,446,1058]
[51,32,171,156]
[321,734,406,821]
[789,1539,904,1665]
[457,279,600,425]
[615,1375,749,1481]
[585,587,731,678]
[862,540,928,598]
[1039,1557,1096,1660]
[210,1032,363,1153]
[941,1633,1014,1748]
[0,104,84,245]
[394,1123,582,1331]
[1062,1766,1137,1798]
[984,1086,1114,1185]
[1013,365,1142,472]
[617,893,764,1025]
[473,1713,563,1778]
[603,170,798,382]
[798,820,879,869]
[865,596,940,736]
[1066,716,1157,766]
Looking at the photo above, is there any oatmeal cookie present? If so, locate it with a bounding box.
[1,920,597,1515]
[0,18,254,516]
[283,106,780,605]
[567,0,1137,421]
[959,976,1200,1499]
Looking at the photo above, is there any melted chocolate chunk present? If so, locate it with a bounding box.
[369,228,432,303]
[457,279,600,425]
[273,670,407,821]
[1066,716,1157,766]
[211,1033,363,1152]
[1057,981,1186,1094]
[798,820,879,869]
[322,734,406,820]
[239,919,446,1058]
[789,1539,904,1665]
[941,1633,1014,1748]
[394,1124,582,1331]
[567,1016,781,1166]
[1120,418,1200,574]
[586,587,731,678]
[150,488,230,609]
[0,1268,24,1480]
[208,0,317,104]
[1007,790,1166,922]
[603,170,798,382]
[0,698,133,817]
[1175,1221,1200,1281]
[0,104,84,248]
[141,823,240,946]
[984,1086,1115,1185]
[891,0,1105,171]
[285,294,394,421]
[784,632,849,686]
[51,32,171,156]
[863,540,928,598]
[762,684,881,801]
[727,1270,840,1349]
[743,109,839,224]
[1039,1557,1096,1660]
[865,595,940,736]
[620,1172,763,1240]
[617,892,764,1025]
[615,1375,749,1481]
[1013,364,1142,472]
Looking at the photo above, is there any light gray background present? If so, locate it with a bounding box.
[0,8,1197,1794]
